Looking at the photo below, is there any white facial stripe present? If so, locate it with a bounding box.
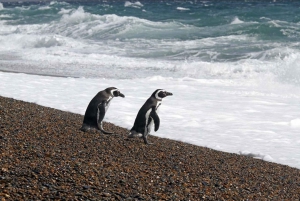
[110,89,119,97]
[155,90,165,100]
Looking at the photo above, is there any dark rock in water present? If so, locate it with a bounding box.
[1,96,300,200]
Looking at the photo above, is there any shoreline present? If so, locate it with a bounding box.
[0,69,81,79]
[1,96,300,200]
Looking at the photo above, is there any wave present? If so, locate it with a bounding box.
[1,33,300,85]
[0,3,4,10]
[0,14,11,18]
[42,6,197,40]
[1,1,300,86]
[38,5,52,10]
[34,35,65,48]
[49,1,70,6]
[58,8,72,15]
[177,7,190,11]
[1,8,300,63]
[1,39,300,83]
[124,1,143,8]
[231,16,244,24]
[3,5,300,42]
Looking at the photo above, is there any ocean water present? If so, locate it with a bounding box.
[1,0,300,169]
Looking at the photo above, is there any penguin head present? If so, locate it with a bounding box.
[152,89,173,100]
[106,87,125,98]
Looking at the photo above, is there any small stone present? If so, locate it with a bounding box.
[102,192,111,197]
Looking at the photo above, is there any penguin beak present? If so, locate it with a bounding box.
[119,92,125,98]
[166,92,173,96]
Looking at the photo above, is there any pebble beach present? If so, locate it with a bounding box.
[1,96,300,200]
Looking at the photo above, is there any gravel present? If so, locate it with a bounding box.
[1,96,300,200]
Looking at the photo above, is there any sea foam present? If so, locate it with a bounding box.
[177,7,190,11]
[124,1,143,8]
[231,16,244,24]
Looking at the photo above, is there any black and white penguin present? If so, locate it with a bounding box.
[128,89,173,144]
[80,87,125,134]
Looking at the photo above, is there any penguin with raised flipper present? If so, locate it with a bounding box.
[80,87,125,134]
[128,89,173,144]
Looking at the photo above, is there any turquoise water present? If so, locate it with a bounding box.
[1,1,300,81]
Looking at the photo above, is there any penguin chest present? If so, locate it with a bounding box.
[145,101,161,132]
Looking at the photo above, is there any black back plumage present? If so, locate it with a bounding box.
[82,88,113,128]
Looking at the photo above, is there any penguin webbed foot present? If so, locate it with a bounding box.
[80,125,90,132]
[128,131,142,138]
[127,133,135,138]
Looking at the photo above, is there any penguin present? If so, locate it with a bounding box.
[128,89,173,144]
[80,87,125,134]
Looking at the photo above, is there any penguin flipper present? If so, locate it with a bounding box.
[97,101,106,123]
[151,107,160,132]
[97,101,114,135]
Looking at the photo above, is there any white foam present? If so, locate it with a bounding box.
[177,7,190,11]
[38,6,51,10]
[290,119,300,128]
[1,20,300,83]
[60,6,91,24]
[231,16,244,24]
[0,14,12,19]
[239,151,275,162]
[58,8,72,15]
[0,3,3,10]
[34,35,65,48]
[124,1,143,8]
[50,1,70,6]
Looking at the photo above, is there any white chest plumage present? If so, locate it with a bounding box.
[145,101,162,134]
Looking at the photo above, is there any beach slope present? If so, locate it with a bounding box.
[1,96,300,200]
